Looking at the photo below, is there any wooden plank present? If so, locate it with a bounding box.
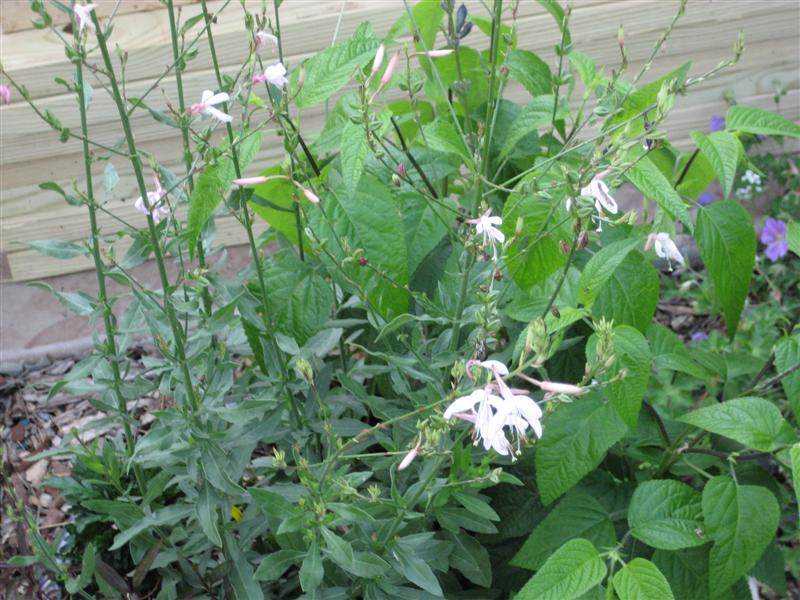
[0,0,200,34]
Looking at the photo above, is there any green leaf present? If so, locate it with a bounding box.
[592,251,659,333]
[516,539,606,600]
[695,201,755,337]
[110,504,193,550]
[295,22,380,108]
[702,475,779,592]
[29,282,95,316]
[502,182,571,290]
[299,539,324,592]
[254,550,305,581]
[589,325,651,429]
[448,532,492,587]
[536,395,627,505]
[628,480,704,550]
[435,506,498,534]
[340,121,369,199]
[66,544,96,594]
[39,181,81,206]
[196,481,222,547]
[690,131,742,199]
[577,238,640,307]
[791,445,800,520]
[500,95,558,159]
[535,0,571,46]
[774,337,800,420]
[309,176,409,319]
[725,105,800,138]
[512,491,615,571]
[28,239,87,259]
[613,558,675,600]
[187,131,262,254]
[392,542,443,596]
[103,162,120,195]
[223,531,264,600]
[421,119,472,167]
[402,190,454,275]
[651,547,709,600]
[263,251,334,344]
[625,152,693,234]
[344,552,391,578]
[508,49,552,97]
[320,526,354,568]
[679,396,794,452]
[786,220,800,256]
[567,50,597,87]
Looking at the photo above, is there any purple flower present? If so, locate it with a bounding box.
[697,191,715,206]
[690,331,709,343]
[760,218,788,261]
[709,115,725,132]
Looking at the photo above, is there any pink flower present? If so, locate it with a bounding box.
[381,52,400,85]
[398,441,420,471]
[255,30,278,53]
[190,90,232,123]
[0,84,10,105]
[134,174,169,223]
[254,63,288,87]
[525,377,586,396]
[467,209,505,244]
[74,3,97,34]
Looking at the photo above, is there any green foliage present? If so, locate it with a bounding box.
[516,539,606,600]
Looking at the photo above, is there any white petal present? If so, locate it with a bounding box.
[200,90,214,104]
[205,92,230,107]
[206,106,233,123]
[487,216,503,226]
[443,389,484,420]
[488,226,505,243]
[478,360,509,376]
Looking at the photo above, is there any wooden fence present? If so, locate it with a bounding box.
[1,0,798,282]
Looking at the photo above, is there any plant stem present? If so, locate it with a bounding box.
[199,0,301,426]
[540,231,579,319]
[72,31,145,495]
[91,12,200,413]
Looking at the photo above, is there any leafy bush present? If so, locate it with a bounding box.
[4,0,799,598]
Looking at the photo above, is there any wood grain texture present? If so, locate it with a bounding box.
[1,0,798,281]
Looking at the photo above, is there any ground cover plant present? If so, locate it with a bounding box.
[2,0,800,597]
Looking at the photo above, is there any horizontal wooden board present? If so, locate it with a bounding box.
[1,0,798,281]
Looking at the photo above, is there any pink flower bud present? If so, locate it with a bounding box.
[422,49,454,58]
[398,443,420,471]
[382,52,400,85]
[0,84,10,105]
[232,176,270,186]
[396,163,407,178]
[303,187,320,204]
[534,380,585,395]
[371,44,385,74]
[644,233,657,252]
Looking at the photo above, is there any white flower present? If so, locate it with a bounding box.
[134,175,170,223]
[443,387,507,450]
[467,209,504,244]
[74,3,97,34]
[742,170,762,187]
[581,176,618,232]
[476,359,509,377]
[254,62,288,88]
[646,232,685,269]
[190,90,233,123]
[255,30,278,53]
[492,377,543,440]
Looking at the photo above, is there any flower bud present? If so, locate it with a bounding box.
[578,230,589,249]
[559,240,571,255]
[303,187,320,204]
[295,358,314,383]
[371,44,385,74]
[396,163,407,178]
[382,52,400,85]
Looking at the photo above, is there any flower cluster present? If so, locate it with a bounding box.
[134,174,170,223]
[443,360,543,457]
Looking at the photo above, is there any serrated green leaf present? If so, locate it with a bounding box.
[592,251,659,333]
[588,325,651,429]
[690,131,742,199]
[295,22,380,108]
[577,238,640,307]
[628,480,704,550]
[613,558,675,600]
[340,120,369,198]
[679,396,794,452]
[774,337,800,420]
[725,105,800,138]
[508,49,552,96]
[702,475,779,592]
[512,491,615,571]
[651,547,709,600]
[625,152,693,234]
[500,95,558,159]
[787,220,800,256]
[567,50,597,87]
[536,396,627,505]
[695,201,755,337]
[421,119,472,167]
[516,539,606,600]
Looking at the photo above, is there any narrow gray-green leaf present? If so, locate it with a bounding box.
[28,239,87,259]
[196,482,222,547]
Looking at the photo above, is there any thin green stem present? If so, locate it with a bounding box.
[91,12,199,413]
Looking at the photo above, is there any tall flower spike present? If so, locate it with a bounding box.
[74,3,97,34]
[190,90,233,123]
